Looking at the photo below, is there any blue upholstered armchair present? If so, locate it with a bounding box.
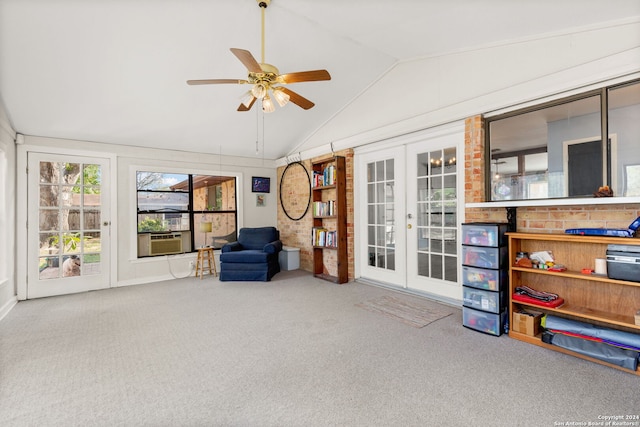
[219,227,283,281]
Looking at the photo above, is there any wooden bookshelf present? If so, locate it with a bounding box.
[311,156,348,284]
[507,232,640,375]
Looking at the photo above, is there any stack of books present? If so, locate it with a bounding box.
[312,227,338,248]
[313,200,336,217]
[312,165,336,187]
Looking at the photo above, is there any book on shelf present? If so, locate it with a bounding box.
[312,227,338,248]
[312,164,336,187]
[313,200,336,217]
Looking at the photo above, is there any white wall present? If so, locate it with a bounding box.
[15,135,278,294]
[0,103,17,318]
[292,18,640,160]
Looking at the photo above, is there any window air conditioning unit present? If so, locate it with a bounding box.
[138,232,183,257]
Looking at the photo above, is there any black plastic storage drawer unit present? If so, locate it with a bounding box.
[462,223,509,247]
[463,286,506,314]
[462,306,507,336]
[462,265,508,291]
[461,223,510,336]
[461,245,508,270]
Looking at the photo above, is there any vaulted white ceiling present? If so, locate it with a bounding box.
[1,0,639,160]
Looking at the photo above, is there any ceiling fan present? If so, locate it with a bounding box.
[186,0,331,113]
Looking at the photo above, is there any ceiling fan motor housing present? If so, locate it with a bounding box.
[248,63,279,84]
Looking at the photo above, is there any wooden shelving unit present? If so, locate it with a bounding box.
[507,232,640,375]
[311,156,348,284]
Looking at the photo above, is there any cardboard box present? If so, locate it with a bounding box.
[512,310,543,336]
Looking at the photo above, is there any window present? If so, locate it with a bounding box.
[486,79,640,201]
[609,81,640,197]
[136,172,237,256]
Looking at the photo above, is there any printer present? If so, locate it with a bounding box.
[606,244,640,282]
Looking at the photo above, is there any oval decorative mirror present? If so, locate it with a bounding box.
[279,161,311,221]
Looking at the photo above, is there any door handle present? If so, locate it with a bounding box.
[407,213,413,219]
[407,224,412,229]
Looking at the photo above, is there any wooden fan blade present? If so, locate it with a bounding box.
[279,87,315,110]
[230,48,262,74]
[187,79,247,85]
[237,97,257,112]
[279,70,331,84]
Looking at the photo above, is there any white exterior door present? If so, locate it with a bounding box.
[27,153,111,298]
[358,147,407,287]
[357,124,463,302]
[405,132,462,302]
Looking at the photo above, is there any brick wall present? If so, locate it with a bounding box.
[464,115,486,206]
[464,115,640,230]
[277,159,314,270]
[277,149,355,281]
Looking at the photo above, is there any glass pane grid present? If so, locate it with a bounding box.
[416,150,458,283]
[366,160,395,271]
[38,161,103,280]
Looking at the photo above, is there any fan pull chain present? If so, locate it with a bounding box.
[256,105,260,155]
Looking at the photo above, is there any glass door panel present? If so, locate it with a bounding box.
[359,148,406,287]
[406,132,462,301]
[28,153,110,298]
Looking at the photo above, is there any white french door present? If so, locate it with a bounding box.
[405,134,461,301]
[358,147,407,287]
[358,126,463,302]
[27,153,111,299]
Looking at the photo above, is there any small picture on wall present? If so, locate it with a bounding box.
[256,194,266,207]
[252,177,270,193]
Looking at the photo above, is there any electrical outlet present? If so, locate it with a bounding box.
[188,260,195,268]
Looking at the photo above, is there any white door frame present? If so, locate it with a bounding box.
[356,146,407,288]
[16,144,117,300]
[355,122,465,303]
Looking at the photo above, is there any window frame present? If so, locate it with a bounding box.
[485,89,602,201]
[484,78,640,203]
[135,170,239,257]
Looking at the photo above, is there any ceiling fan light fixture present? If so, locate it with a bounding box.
[262,94,275,113]
[240,90,254,108]
[272,87,290,107]
[251,82,267,99]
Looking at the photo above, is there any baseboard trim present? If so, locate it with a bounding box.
[0,296,18,322]
[116,273,194,288]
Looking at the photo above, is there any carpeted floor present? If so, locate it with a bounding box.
[0,270,638,426]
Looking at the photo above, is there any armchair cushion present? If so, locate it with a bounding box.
[237,226,280,250]
[221,242,243,253]
[264,240,283,254]
[220,249,271,264]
